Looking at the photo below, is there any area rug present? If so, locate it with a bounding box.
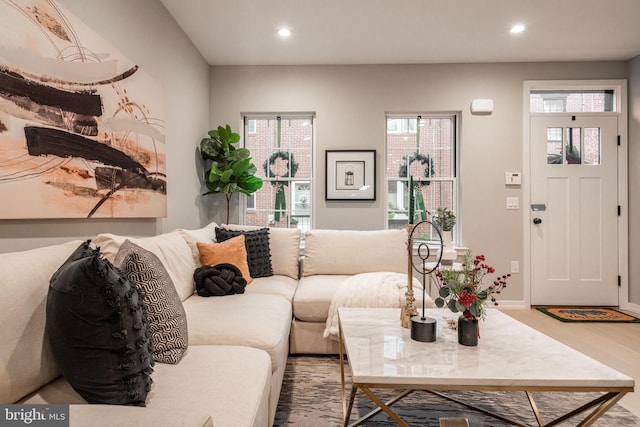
[536,307,640,323]
[274,355,639,426]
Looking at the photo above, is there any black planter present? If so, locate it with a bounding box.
[458,311,478,346]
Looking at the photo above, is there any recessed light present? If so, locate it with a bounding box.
[510,24,525,34]
[277,28,291,38]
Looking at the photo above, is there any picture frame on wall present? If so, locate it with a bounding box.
[325,150,376,200]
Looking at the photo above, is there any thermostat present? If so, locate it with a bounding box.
[505,172,521,185]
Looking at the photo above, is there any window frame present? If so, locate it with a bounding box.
[239,113,315,232]
[384,112,460,244]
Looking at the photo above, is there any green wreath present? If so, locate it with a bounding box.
[262,150,299,222]
[263,150,299,180]
[398,152,434,183]
[399,152,434,222]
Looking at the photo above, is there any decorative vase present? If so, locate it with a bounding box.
[438,229,457,265]
[458,311,478,346]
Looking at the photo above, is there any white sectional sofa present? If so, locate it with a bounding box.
[0,223,423,426]
[290,228,431,354]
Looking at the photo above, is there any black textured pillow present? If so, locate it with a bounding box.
[215,227,273,278]
[46,242,154,406]
[115,240,188,364]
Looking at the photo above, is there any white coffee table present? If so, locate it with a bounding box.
[338,307,634,427]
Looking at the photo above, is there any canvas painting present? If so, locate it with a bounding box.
[0,0,166,218]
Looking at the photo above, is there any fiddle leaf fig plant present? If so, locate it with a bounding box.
[199,124,263,223]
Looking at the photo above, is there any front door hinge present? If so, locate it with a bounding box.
[618,205,621,216]
[618,135,621,146]
[618,275,622,287]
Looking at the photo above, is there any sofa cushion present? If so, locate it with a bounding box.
[197,236,253,284]
[294,275,348,322]
[69,405,213,427]
[215,227,273,278]
[222,224,301,279]
[174,221,219,266]
[0,240,83,404]
[302,228,408,276]
[46,243,153,406]
[183,294,292,373]
[94,231,196,301]
[114,240,188,364]
[244,275,298,302]
[24,346,270,427]
[294,274,433,323]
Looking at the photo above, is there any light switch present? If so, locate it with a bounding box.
[505,172,521,185]
[506,197,519,210]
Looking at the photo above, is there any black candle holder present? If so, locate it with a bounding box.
[408,220,443,342]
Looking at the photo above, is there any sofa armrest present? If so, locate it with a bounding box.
[70,405,213,427]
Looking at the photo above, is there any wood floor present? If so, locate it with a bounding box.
[500,308,640,419]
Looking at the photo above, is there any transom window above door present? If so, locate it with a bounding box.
[530,89,616,113]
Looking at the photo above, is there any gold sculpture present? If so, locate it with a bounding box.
[401,223,418,328]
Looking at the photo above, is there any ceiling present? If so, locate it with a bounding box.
[160,0,640,66]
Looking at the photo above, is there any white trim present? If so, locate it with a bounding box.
[495,300,528,309]
[522,79,629,309]
[620,302,640,316]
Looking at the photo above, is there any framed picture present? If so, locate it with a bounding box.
[325,150,376,200]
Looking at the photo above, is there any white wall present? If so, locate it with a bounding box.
[210,62,628,303]
[629,55,640,305]
[0,0,210,253]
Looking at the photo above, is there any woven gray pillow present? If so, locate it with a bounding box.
[115,240,188,364]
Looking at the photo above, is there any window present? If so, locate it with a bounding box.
[387,118,417,134]
[242,114,314,234]
[546,126,601,165]
[530,89,615,113]
[247,119,257,134]
[385,114,458,240]
[246,193,256,210]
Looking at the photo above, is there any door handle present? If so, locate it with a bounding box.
[533,218,542,225]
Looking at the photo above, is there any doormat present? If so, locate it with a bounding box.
[536,307,640,323]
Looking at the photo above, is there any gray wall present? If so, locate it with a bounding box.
[629,55,640,305]
[0,0,634,306]
[0,0,210,252]
[210,62,628,303]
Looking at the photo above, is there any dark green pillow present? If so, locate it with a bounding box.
[46,242,154,406]
[215,228,273,278]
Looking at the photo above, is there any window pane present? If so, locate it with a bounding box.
[583,128,601,165]
[244,115,313,231]
[565,127,581,164]
[386,114,457,238]
[530,89,615,113]
[547,127,563,164]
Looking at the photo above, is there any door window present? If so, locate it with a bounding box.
[546,126,601,165]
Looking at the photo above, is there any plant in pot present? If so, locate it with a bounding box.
[199,125,263,223]
[432,207,457,265]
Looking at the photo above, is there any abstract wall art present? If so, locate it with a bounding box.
[0,0,166,218]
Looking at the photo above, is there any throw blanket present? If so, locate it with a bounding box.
[194,263,247,297]
[323,272,423,341]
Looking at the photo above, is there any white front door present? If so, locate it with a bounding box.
[530,115,619,305]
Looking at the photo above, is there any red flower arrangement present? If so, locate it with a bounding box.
[434,251,511,319]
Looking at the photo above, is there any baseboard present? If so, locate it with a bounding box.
[494,300,527,309]
[620,301,640,315]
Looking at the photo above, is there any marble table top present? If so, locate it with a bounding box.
[338,307,634,390]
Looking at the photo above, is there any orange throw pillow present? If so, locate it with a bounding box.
[197,235,253,284]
